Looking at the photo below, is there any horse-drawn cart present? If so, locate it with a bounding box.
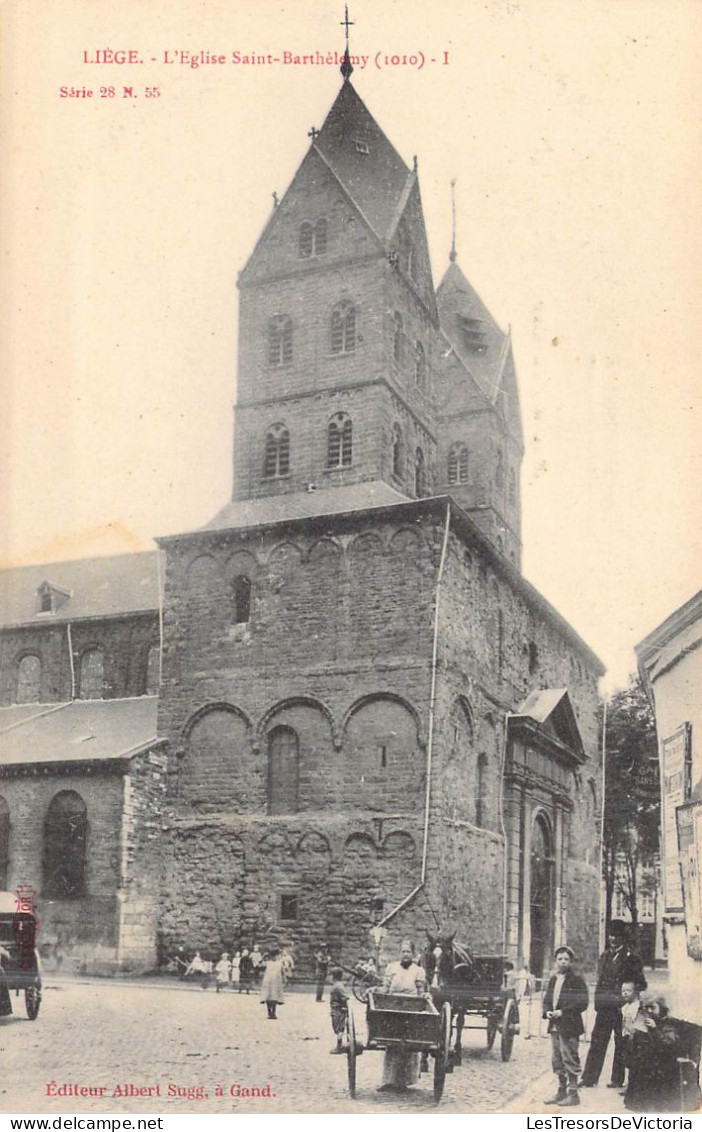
[0,892,42,1020]
[454,955,518,1062]
[346,991,452,1103]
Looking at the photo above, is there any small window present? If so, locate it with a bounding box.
[415,447,426,497]
[280,894,299,921]
[327,413,353,468]
[299,219,327,258]
[40,590,53,613]
[509,469,517,506]
[370,897,384,922]
[331,301,356,354]
[528,641,539,676]
[476,754,488,827]
[392,313,403,365]
[145,644,160,696]
[233,575,252,624]
[448,443,469,485]
[378,744,387,769]
[392,424,403,478]
[15,654,41,704]
[268,726,299,814]
[414,342,426,390]
[495,450,504,490]
[354,139,370,155]
[299,221,313,258]
[313,218,327,255]
[268,315,293,366]
[263,424,290,478]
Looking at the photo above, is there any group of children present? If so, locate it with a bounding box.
[185,944,295,993]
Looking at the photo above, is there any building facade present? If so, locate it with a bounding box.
[0,66,604,976]
[637,590,702,1023]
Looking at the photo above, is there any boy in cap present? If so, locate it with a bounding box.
[542,946,589,1107]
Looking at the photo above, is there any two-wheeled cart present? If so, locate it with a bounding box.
[346,990,452,1104]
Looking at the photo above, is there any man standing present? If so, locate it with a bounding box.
[543,946,589,1107]
[314,944,331,1002]
[580,922,646,1089]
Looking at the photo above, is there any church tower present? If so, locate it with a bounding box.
[232,63,441,507]
[434,211,524,568]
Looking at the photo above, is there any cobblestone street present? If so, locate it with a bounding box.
[0,977,565,1115]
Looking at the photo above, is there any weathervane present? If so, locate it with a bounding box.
[340,5,355,80]
[450,179,457,263]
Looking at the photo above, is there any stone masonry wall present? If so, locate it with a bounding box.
[0,767,124,971]
[0,614,159,706]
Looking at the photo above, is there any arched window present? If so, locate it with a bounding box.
[15,654,41,704]
[268,315,293,366]
[331,301,356,354]
[327,413,353,468]
[414,342,426,390]
[145,644,160,696]
[299,218,327,258]
[414,447,426,496]
[0,796,9,889]
[392,424,403,478]
[42,791,87,898]
[78,649,105,700]
[448,443,469,485]
[268,726,299,814]
[263,424,290,478]
[392,312,403,364]
[476,754,488,827]
[233,575,252,624]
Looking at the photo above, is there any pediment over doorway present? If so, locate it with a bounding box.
[512,688,586,762]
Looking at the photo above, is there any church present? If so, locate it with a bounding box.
[0,55,604,978]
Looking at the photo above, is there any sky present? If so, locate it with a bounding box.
[1,0,700,692]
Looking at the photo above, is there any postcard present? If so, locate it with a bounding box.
[0,0,700,1120]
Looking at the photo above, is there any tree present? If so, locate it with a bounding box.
[602,674,659,950]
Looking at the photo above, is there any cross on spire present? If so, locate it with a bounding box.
[340,5,354,81]
[449,179,457,263]
[341,5,354,43]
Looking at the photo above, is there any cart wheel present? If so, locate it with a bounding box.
[351,975,371,1004]
[25,984,41,1021]
[433,1002,452,1104]
[501,999,517,1062]
[346,1008,357,1098]
[486,1012,498,1050]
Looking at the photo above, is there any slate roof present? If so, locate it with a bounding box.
[436,260,510,405]
[0,697,161,768]
[200,480,409,534]
[0,551,161,627]
[314,80,413,243]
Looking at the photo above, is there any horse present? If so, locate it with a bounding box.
[422,931,477,1069]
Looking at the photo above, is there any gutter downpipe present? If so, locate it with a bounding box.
[66,622,76,700]
[599,698,608,956]
[500,711,516,956]
[375,501,452,930]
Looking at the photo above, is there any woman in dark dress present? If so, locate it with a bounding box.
[625,994,684,1112]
